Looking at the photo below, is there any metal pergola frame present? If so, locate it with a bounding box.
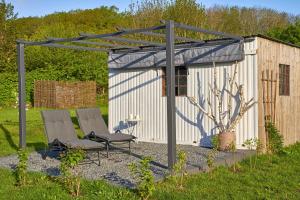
[16,20,243,169]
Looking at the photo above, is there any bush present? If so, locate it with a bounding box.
[266,122,284,154]
[0,73,17,107]
[171,149,187,188]
[128,156,155,200]
[59,148,85,196]
[207,135,219,171]
[0,65,108,107]
[15,148,29,186]
[0,70,60,107]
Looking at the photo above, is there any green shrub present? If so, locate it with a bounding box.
[172,149,187,188]
[128,156,155,200]
[207,135,219,172]
[266,122,284,154]
[59,148,85,196]
[0,73,17,107]
[0,66,108,107]
[242,138,262,169]
[15,148,29,186]
[0,70,60,107]
[228,142,241,172]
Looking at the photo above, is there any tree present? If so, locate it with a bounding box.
[0,0,17,72]
[268,20,300,45]
[188,62,256,133]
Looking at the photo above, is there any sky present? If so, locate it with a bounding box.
[6,0,300,18]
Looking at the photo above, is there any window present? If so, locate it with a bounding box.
[162,66,188,96]
[279,64,290,96]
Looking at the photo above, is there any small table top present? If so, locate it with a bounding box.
[125,118,141,123]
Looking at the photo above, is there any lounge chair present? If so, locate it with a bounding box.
[41,110,102,165]
[76,108,136,157]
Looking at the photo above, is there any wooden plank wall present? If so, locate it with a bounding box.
[257,37,300,146]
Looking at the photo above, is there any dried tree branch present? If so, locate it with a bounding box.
[227,61,238,128]
[188,61,257,134]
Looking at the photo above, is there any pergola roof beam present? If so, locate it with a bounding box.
[41,43,109,52]
[16,24,166,46]
[169,21,244,41]
[79,24,166,40]
[119,28,205,44]
[72,40,134,49]
[47,37,135,49]
[144,31,205,43]
[16,39,55,46]
[79,34,165,47]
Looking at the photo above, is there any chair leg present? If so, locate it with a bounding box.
[129,141,131,155]
[97,151,101,166]
[42,145,47,160]
[106,142,109,158]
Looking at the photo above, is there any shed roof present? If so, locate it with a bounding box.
[245,34,300,49]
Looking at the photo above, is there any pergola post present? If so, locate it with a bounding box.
[17,43,26,148]
[165,20,176,169]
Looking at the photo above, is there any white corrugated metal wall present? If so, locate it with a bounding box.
[108,38,258,148]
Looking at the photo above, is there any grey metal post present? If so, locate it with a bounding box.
[17,43,26,148]
[165,20,176,169]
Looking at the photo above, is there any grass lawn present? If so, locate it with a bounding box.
[1,106,300,199]
[0,105,108,156]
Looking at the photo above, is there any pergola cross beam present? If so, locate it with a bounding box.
[79,34,165,47]
[41,43,110,52]
[118,27,205,44]
[172,21,244,41]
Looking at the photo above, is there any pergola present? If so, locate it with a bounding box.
[16,20,243,169]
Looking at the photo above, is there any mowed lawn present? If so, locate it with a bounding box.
[0,105,108,156]
[1,106,300,199]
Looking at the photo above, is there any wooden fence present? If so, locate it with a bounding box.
[34,80,96,109]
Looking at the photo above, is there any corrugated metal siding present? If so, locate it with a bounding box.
[108,39,258,148]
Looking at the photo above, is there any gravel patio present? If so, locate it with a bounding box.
[0,142,254,188]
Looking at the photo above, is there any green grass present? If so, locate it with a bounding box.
[0,105,108,156]
[0,168,137,200]
[154,145,300,199]
[1,106,300,199]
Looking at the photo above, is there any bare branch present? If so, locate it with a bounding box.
[188,61,256,134]
[187,96,222,132]
[227,61,238,128]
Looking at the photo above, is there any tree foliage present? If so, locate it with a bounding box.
[0,0,17,72]
[268,19,300,45]
[0,0,298,106]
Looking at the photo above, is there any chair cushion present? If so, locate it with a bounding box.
[41,110,77,144]
[91,131,136,142]
[76,108,110,136]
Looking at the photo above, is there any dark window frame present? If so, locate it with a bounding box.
[162,66,188,97]
[279,64,290,96]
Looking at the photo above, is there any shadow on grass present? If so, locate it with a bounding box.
[0,124,18,150]
[0,123,46,152]
[27,142,46,151]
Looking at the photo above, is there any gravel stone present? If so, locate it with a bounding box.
[0,142,253,188]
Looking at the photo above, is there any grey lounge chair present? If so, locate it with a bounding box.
[76,108,136,157]
[41,110,102,165]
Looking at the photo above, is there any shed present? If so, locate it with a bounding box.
[108,34,300,148]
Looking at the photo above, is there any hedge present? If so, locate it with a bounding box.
[0,70,61,107]
[0,68,107,107]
